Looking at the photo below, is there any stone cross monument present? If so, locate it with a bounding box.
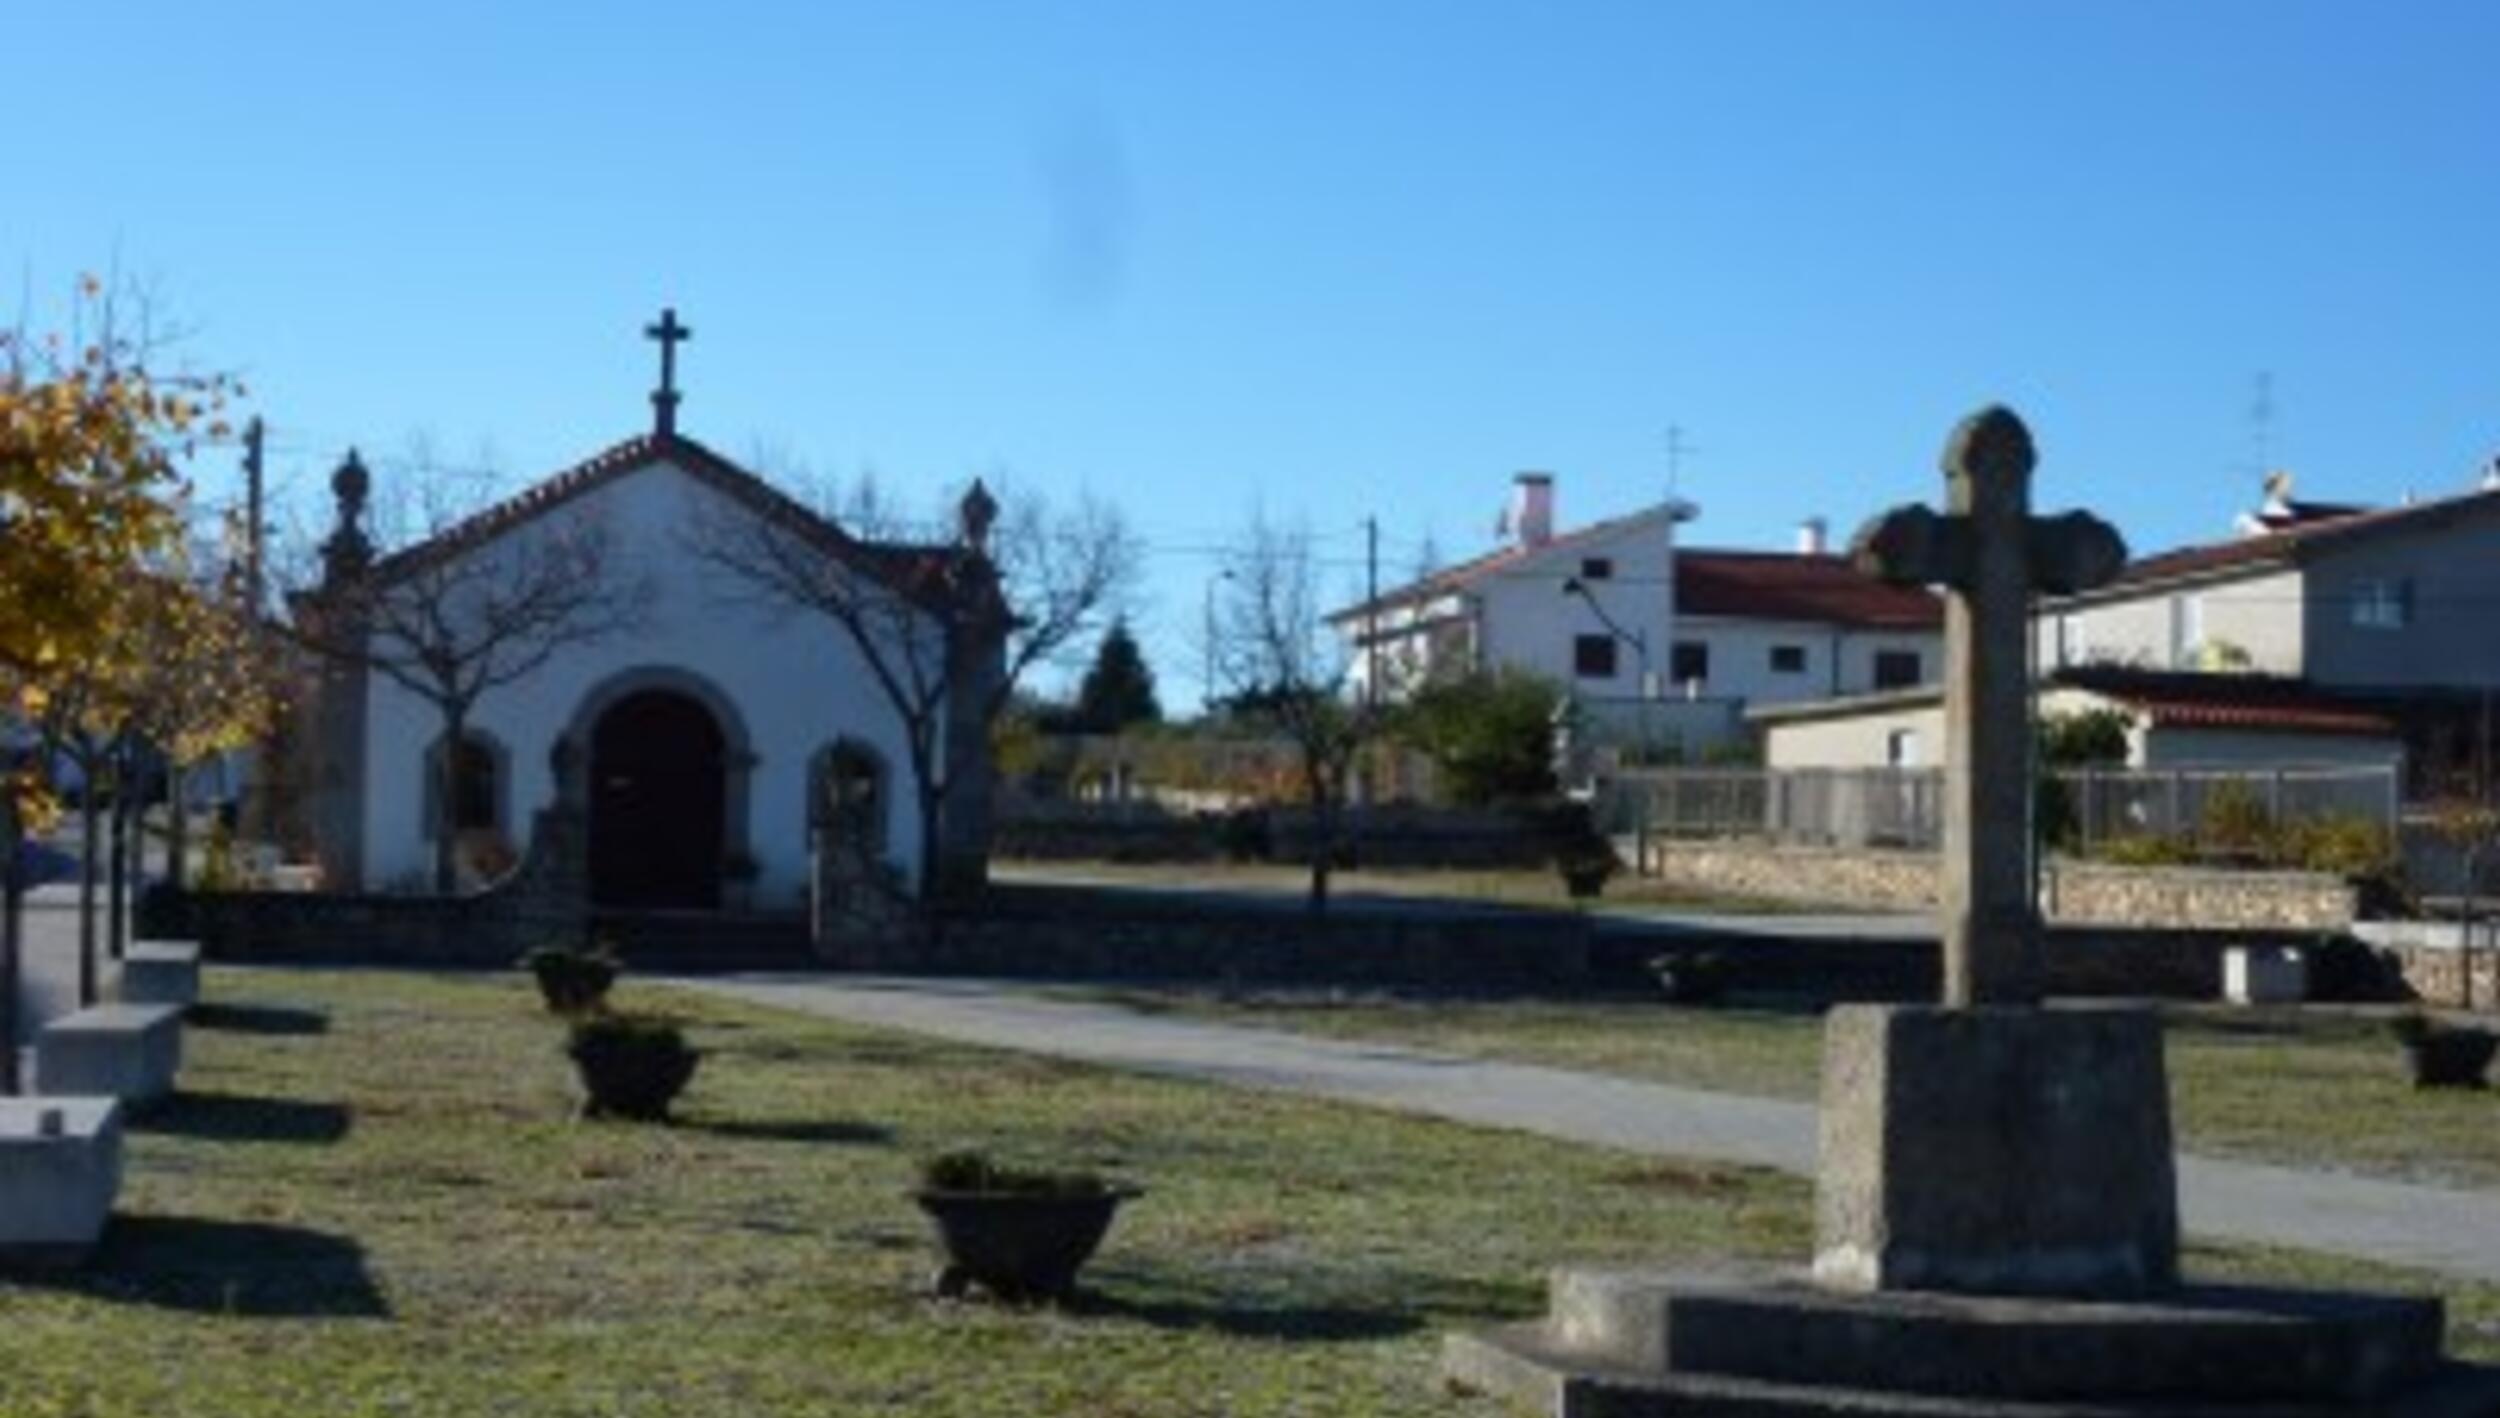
[1442,407,2498,1412]
[1851,405,2125,1004]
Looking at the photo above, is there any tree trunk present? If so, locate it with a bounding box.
[1305,765,1334,916]
[2,782,22,1094]
[435,710,465,896]
[108,746,130,961]
[78,772,101,1008]
[168,759,191,891]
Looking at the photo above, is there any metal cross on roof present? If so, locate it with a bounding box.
[645,307,692,439]
[1850,406,2127,1006]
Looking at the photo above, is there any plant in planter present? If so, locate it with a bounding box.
[2389,1013,2498,1089]
[566,1013,701,1121]
[913,1149,1141,1303]
[1649,950,1729,1006]
[1556,841,1619,900]
[518,941,620,1015]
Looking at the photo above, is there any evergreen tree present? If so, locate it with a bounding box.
[1073,619,1162,732]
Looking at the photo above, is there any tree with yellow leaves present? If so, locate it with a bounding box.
[0,278,232,1090]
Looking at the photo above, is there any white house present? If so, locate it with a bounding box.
[1331,472,1696,703]
[1329,475,1939,753]
[297,422,1000,910]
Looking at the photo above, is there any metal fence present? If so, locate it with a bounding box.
[1599,763,2400,856]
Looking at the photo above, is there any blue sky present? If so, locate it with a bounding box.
[11,1,2500,703]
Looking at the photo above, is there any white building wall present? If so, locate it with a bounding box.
[358,459,926,902]
[1476,518,1678,697]
[2038,569,2305,674]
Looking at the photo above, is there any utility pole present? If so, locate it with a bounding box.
[235,416,266,857]
[243,416,266,615]
[1361,515,1380,810]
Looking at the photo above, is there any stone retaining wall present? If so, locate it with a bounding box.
[1635,839,2357,931]
[2352,922,2500,1011]
[904,883,1595,989]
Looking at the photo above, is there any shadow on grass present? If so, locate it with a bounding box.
[132,1091,352,1145]
[27,1216,388,1317]
[1068,1265,1518,1342]
[681,1117,894,1146]
[188,1003,329,1036]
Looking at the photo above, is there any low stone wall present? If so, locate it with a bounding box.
[902,883,1594,990]
[2352,922,2500,1011]
[150,801,591,968]
[1635,839,2358,932]
[993,804,1569,871]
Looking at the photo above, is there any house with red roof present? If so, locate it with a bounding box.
[1327,473,1940,753]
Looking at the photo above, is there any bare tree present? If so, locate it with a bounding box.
[1213,514,1381,913]
[288,454,652,893]
[686,472,1136,900]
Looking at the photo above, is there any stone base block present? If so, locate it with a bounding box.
[36,1004,183,1103]
[118,939,203,1010]
[1815,1004,2177,1297]
[1444,1266,2500,1416]
[0,1098,124,1265]
[2224,945,2308,1006]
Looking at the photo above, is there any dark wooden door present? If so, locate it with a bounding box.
[588,690,726,908]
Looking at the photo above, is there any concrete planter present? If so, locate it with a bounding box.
[915,1187,1140,1302]
[2223,946,2309,1006]
[0,1097,124,1265]
[36,1004,184,1104]
[117,939,203,1010]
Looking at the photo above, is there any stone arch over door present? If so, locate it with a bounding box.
[567,667,756,909]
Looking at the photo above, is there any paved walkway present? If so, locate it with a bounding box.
[683,973,2500,1287]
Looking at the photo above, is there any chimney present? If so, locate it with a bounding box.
[1510,472,1555,548]
[2482,456,2500,493]
[1796,517,1828,556]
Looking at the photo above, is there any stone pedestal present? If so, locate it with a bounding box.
[36,1004,184,1104]
[0,1098,124,1266]
[117,939,203,1010]
[1443,1004,2500,1414]
[1813,1005,2176,1297]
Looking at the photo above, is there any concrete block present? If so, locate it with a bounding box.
[2224,945,2309,1006]
[0,1097,124,1265]
[117,939,202,1010]
[1813,1004,2177,1298]
[36,1003,184,1103]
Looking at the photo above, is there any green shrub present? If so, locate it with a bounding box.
[565,1013,699,1122]
[1391,668,1563,807]
[518,941,619,1015]
[919,1150,1115,1198]
[2198,781,2276,860]
[2099,832,2197,867]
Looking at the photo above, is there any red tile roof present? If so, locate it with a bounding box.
[1675,549,1942,630]
[366,432,992,616]
[2104,485,2500,594]
[2057,667,2397,738]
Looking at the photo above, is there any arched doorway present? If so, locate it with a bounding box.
[589,689,727,908]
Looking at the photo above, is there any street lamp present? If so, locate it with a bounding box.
[1562,576,1652,696]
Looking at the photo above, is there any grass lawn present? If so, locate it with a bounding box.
[994,858,1820,916]
[8,968,2495,1416]
[1068,988,2500,1191]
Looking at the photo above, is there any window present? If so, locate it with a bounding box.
[1670,640,1709,687]
[1873,649,1923,690]
[1579,556,1614,581]
[813,741,889,854]
[423,731,505,839]
[2351,577,2413,630]
[1769,644,1807,675]
[1573,634,1617,679]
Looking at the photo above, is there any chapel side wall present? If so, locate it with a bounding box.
[358,460,928,901]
